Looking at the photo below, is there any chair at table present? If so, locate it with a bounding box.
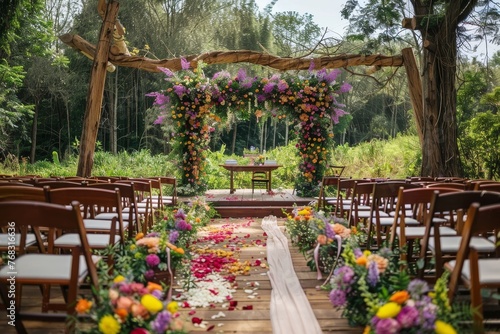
[251,171,270,193]
[445,202,500,333]
[418,191,500,281]
[0,200,100,333]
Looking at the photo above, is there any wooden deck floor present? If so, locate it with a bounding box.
[0,217,361,334]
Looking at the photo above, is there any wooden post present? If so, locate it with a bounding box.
[401,47,424,146]
[77,1,119,177]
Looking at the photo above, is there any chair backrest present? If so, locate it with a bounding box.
[157,176,177,206]
[371,182,421,213]
[426,182,468,190]
[34,180,84,189]
[0,185,47,202]
[448,202,500,301]
[0,200,100,295]
[475,183,500,192]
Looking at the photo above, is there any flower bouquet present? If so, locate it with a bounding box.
[76,276,187,334]
[364,274,463,334]
[114,232,186,285]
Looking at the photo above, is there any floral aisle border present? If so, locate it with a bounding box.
[147,60,351,196]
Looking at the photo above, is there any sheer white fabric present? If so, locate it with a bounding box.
[261,215,323,334]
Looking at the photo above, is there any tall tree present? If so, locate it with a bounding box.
[342,0,500,177]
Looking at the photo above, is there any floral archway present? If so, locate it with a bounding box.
[147,59,351,196]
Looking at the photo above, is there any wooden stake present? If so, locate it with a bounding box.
[77,1,119,177]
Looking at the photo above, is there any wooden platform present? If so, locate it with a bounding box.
[183,189,316,218]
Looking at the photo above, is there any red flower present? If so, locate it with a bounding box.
[242,305,253,310]
[192,317,203,324]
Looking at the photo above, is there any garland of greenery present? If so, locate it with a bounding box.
[147,60,351,196]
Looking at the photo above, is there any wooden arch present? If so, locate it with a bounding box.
[60,0,422,177]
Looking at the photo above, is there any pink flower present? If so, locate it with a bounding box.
[146,254,161,268]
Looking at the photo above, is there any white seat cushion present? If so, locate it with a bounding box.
[0,233,37,247]
[429,236,496,253]
[372,216,418,226]
[396,226,456,238]
[446,258,500,285]
[55,233,120,248]
[95,212,137,221]
[0,254,90,282]
[83,219,129,231]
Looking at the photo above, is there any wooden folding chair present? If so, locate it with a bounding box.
[156,176,177,207]
[251,171,270,193]
[0,200,100,334]
[388,187,460,264]
[0,186,48,254]
[418,191,500,281]
[88,181,140,238]
[445,202,500,333]
[116,180,152,233]
[45,187,126,248]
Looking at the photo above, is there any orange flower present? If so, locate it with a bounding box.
[174,247,185,255]
[389,290,410,305]
[135,232,144,240]
[367,254,389,273]
[114,307,128,320]
[147,282,163,292]
[75,298,92,314]
[317,235,328,245]
[356,256,368,266]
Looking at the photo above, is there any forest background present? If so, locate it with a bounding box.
[1,0,500,187]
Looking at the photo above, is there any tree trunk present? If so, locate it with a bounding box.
[110,67,118,154]
[30,102,39,163]
[77,1,118,177]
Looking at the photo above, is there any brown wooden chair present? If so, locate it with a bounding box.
[251,171,270,193]
[0,200,100,333]
[388,187,460,264]
[445,202,500,333]
[418,191,500,281]
[475,182,500,192]
[0,186,48,254]
[156,176,177,207]
[116,179,152,233]
[45,187,126,247]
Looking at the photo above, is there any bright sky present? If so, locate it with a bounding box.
[254,0,350,37]
[253,0,498,60]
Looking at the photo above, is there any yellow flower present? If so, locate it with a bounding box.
[435,320,457,334]
[167,301,179,314]
[141,294,163,314]
[98,314,120,334]
[113,275,125,284]
[363,326,371,334]
[376,302,401,319]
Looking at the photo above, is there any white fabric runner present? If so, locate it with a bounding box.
[262,216,323,334]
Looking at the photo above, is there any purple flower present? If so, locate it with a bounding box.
[308,60,315,72]
[277,80,288,92]
[212,70,231,80]
[324,221,335,239]
[173,85,187,97]
[407,279,430,300]
[236,68,247,82]
[154,115,164,125]
[367,260,379,287]
[146,232,160,238]
[263,82,275,94]
[144,269,155,280]
[396,305,419,328]
[169,230,179,243]
[151,310,172,332]
[158,67,174,77]
[375,318,401,334]
[151,289,163,299]
[325,69,341,84]
[146,254,161,268]
[353,248,363,258]
[339,82,352,93]
[175,220,192,231]
[174,209,186,219]
[329,288,346,307]
[146,92,170,106]
[180,57,190,70]
[330,108,347,124]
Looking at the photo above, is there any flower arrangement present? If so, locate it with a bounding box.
[363,274,462,334]
[328,243,406,326]
[114,232,186,284]
[328,243,470,332]
[285,205,357,278]
[148,61,351,196]
[254,155,265,166]
[76,276,187,334]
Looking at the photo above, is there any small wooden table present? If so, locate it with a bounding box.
[220,164,282,194]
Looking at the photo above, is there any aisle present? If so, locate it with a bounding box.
[174,217,359,334]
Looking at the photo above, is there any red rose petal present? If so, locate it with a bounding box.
[189,310,196,315]
[229,300,238,307]
[207,325,215,331]
[192,317,203,324]
[242,305,253,310]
